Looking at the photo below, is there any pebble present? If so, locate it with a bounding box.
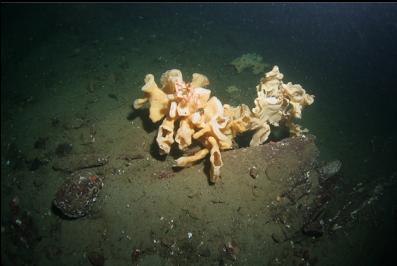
[249,166,258,179]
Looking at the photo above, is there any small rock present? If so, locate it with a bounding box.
[224,240,240,261]
[249,166,258,179]
[271,232,281,243]
[131,248,142,263]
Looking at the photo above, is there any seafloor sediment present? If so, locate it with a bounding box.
[4,131,387,265]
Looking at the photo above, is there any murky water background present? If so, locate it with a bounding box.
[2,3,396,265]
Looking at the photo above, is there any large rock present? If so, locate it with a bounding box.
[121,135,323,261]
[53,170,104,218]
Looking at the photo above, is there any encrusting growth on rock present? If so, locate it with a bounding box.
[133,66,314,182]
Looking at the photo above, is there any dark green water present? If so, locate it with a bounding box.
[2,3,397,266]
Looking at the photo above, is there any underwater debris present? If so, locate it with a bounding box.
[117,153,145,162]
[117,153,144,167]
[53,170,104,218]
[52,154,108,173]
